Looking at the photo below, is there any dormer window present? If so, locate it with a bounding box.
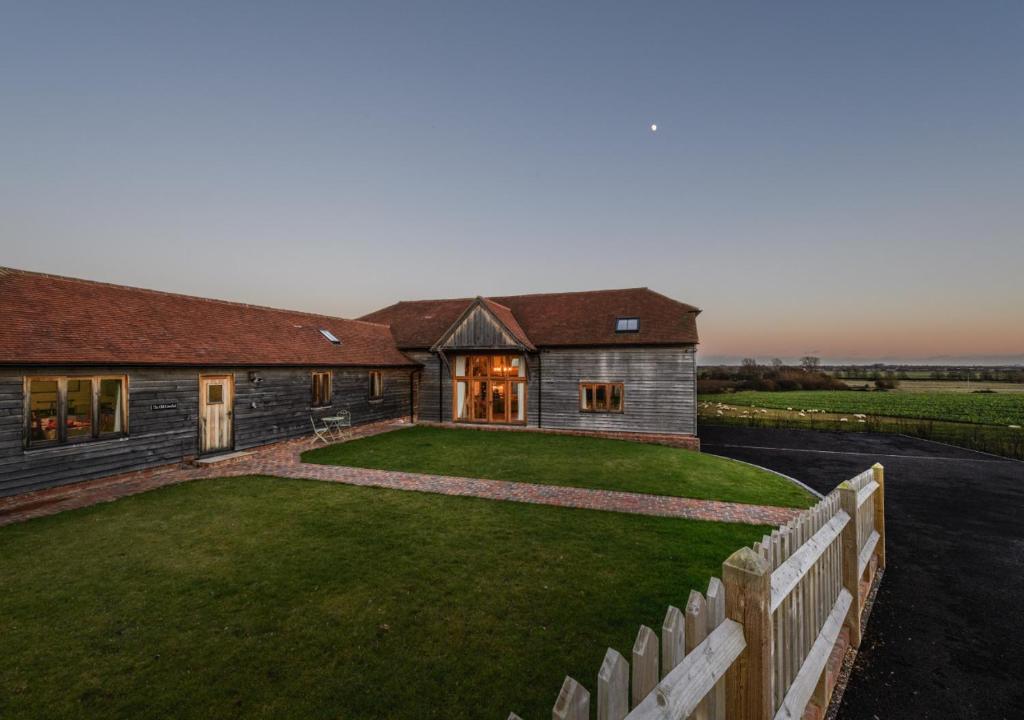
[319,329,341,344]
[615,317,639,333]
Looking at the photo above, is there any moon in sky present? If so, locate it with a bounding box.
[650,123,657,132]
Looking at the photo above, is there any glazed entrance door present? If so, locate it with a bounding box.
[471,380,489,421]
[454,355,526,424]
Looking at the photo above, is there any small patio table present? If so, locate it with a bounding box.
[322,414,351,440]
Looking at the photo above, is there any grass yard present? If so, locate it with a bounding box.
[0,476,767,720]
[702,390,1024,427]
[301,426,814,508]
[872,379,1024,394]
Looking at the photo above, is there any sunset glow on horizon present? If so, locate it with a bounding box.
[2,2,1021,364]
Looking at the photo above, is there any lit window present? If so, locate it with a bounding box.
[369,370,384,400]
[26,376,128,448]
[452,355,526,423]
[99,379,125,434]
[615,317,639,333]
[312,371,332,407]
[579,382,624,413]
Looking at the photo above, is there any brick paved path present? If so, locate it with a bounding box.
[0,422,800,527]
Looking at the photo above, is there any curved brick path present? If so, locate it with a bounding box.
[1,424,799,527]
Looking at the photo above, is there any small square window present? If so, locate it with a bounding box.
[615,317,639,333]
[208,384,224,404]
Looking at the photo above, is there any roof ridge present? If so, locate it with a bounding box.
[490,287,650,300]
[641,287,702,313]
[0,265,394,330]
[385,287,653,305]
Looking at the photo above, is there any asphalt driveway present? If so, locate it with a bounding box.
[700,426,1024,720]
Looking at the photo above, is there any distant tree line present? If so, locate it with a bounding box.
[699,357,848,393]
[830,366,1024,383]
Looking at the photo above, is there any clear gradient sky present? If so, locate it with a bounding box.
[2,2,1022,363]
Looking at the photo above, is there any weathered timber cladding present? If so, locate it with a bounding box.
[406,351,444,422]
[538,346,696,435]
[233,367,412,449]
[1,365,413,497]
[407,347,692,434]
[437,305,521,350]
[0,367,199,496]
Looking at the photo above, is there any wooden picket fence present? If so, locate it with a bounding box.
[508,464,886,720]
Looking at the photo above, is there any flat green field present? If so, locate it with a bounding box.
[702,390,1023,427]
[0,476,766,720]
[883,380,1024,394]
[302,426,815,508]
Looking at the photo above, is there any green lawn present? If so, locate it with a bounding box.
[301,426,814,508]
[702,390,1024,427]
[0,476,767,720]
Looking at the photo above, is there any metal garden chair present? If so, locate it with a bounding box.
[310,416,334,445]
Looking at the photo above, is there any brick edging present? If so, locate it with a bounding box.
[415,421,700,450]
[0,418,408,520]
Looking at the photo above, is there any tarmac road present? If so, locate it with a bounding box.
[700,425,1024,720]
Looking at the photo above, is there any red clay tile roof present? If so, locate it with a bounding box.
[478,299,537,351]
[0,267,417,367]
[360,288,700,349]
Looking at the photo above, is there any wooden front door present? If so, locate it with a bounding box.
[199,374,234,454]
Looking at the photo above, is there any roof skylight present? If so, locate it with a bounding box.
[615,317,640,333]
[319,329,342,344]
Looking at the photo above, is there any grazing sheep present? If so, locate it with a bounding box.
[840,418,849,422]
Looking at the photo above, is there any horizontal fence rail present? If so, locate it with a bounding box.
[509,464,886,720]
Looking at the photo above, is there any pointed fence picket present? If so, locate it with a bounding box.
[508,465,886,720]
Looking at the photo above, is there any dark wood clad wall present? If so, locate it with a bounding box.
[233,367,411,449]
[537,347,696,435]
[0,366,413,497]
[0,367,200,497]
[406,351,443,422]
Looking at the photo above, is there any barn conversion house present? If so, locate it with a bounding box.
[1,268,699,497]
[360,290,700,438]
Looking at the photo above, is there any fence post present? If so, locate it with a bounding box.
[553,676,590,720]
[706,578,727,720]
[723,546,772,720]
[598,648,629,720]
[872,462,886,570]
[685,590,709,720]
[837,482,863,649]
[632,625,659,707]
[662,605,685,677]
